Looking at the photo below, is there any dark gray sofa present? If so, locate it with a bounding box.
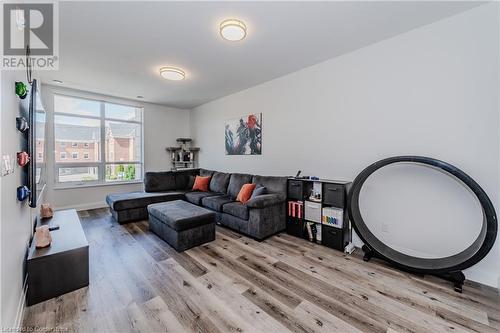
[106,169,287,240]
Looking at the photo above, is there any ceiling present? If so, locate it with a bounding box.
[39,1,483,109]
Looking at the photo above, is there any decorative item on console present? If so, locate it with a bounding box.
[35,225,52,248]
[40,203,54,219]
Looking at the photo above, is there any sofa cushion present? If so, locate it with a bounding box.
[200,169,215,177]
[223,202,249,220]
[144,172,176,192]
[227,173,253,198]
[236,184,256,203]
[209,172,231,193]
[175,169,199,189]
[252,175,287,200]
[201,195,234,212]
[251,185,268,199]
[185,191,221,205]
[147,200,215,231]
[106,191,186,211]
[192,176,211,191]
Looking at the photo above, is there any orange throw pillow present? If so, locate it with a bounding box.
[237,183,256,203]
[192,176,211,191]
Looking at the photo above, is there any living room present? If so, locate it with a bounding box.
[1,1,499,332]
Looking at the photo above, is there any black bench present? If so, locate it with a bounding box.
[147,200,216,252]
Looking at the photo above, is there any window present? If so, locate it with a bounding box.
[38,152,43,159]
[54,95,143,184]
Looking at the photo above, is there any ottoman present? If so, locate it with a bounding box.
[147,200,216,252]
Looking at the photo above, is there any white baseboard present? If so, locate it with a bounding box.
[14,277,28,330]
[56,201,108,212]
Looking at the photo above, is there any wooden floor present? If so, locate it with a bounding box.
[23,208,500,333]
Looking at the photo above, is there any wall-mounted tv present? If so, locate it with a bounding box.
[28,79,47,207]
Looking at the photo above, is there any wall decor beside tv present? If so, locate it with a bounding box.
[225,113,262,155]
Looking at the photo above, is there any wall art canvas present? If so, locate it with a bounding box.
[225,113,262,155]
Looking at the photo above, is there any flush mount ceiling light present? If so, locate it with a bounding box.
[159,67,185,81]
[220,19,246,41]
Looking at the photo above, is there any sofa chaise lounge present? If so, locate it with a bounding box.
[106,169,287,240]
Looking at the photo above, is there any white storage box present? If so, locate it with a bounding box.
[305,201,321,223]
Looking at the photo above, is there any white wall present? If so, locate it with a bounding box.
[190,4,500,287]
[41,85,190,210]
[0,71,37,329]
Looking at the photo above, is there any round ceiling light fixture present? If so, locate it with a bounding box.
[159,67,185,81]
[220,19,246,41]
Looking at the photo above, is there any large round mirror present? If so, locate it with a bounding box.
[348,156,497,274]
[359,163,482,259]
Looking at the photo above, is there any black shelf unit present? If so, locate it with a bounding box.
[286,178,352,252]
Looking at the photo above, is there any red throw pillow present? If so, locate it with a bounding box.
[192,176,211,191]
[237,183,257,203]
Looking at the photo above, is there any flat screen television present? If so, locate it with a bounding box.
[28,79,47,208]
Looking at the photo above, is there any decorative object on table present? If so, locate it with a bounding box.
[15,81,28,99]
[16,151,30,167]
[35,225,52,248]
[166,138,200,170]
[225,113,262,155]
[309,189,321,202]
[348,155,498,293]
[16,116,29,133]
[40,203,54,219]
[17,185,31,201]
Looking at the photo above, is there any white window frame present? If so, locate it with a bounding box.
[60,152,67,160]
[83,153,89,159]
[53,93,144,186]
[71,142,78,148]
[71,152,78,159]
[84,142,89,148]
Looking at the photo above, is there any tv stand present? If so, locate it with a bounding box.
[26,209,89,306]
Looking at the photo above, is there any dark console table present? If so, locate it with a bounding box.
[26,209,89,306]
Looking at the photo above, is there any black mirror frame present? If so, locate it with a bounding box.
[348,156,497,275]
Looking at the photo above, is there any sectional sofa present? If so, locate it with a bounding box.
[106,169,287,240]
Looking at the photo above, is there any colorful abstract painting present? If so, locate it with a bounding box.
[225,113,262,155]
